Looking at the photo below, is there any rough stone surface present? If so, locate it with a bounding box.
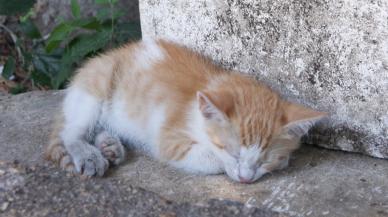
[0,162,278,217]
[1,91,388,217]
[139,0,388,158]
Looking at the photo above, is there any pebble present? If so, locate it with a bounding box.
[0,202,9,211]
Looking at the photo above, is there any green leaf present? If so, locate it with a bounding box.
[95,0,110,4]
[52,65,72,89]
[20,8,35,22]
[0,0,35,15]
[71,0,81,18]
[20,19,41,39]
[96,8,124,23]
[31,70,52,87]
[64,30,111,62]
[10,85,27,94]
[45,23,75,53]
[70,18,102,30]
[2,57,15,80]
[32,50,62,79]
[113,21,142,44]
[96,8,111,22]
[81,20,102,30]
[112,9,125,19]
[20,48,33,70]
[45,17,104,53]
[53,30,111,88]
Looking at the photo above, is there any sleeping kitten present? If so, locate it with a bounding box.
[45,39,326,183]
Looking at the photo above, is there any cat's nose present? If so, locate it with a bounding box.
[238,166,255,183]
[238,175,253,184]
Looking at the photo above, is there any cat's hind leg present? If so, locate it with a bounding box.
[45,115,76,173]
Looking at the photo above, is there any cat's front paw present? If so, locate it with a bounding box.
[73,146,109,177]
[95,133,126,165]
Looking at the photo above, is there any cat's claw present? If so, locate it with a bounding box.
[59,155,77,174]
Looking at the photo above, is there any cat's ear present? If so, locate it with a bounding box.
[280,101,327,137]
[197,91,232,123]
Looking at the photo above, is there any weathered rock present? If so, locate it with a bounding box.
[0,162,278,217]
[139,0,388,158]
[0,91,62,164]
[1,91,388,217]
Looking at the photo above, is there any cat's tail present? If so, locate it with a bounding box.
[44,113,76,173]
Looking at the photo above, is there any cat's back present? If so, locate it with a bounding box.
[66,39,225,150]
[70,38,223,101]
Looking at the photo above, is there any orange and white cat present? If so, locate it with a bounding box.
[46,39,326,183]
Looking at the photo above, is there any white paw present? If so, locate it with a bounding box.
[73,146,109,177]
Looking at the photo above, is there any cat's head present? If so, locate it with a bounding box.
[197,76,326,183]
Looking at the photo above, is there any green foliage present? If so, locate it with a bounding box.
[2,57,15,80]
[71,0,81,19]
[95,0,118,5]
[9,85,27,94]
[1,0,141,92]
[53,30,112,88]
[0,0,36,15]
[19,19,41,39]
[45,23,76,53]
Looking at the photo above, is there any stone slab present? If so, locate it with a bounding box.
[0,91,387,217]
[0,162,279,217]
